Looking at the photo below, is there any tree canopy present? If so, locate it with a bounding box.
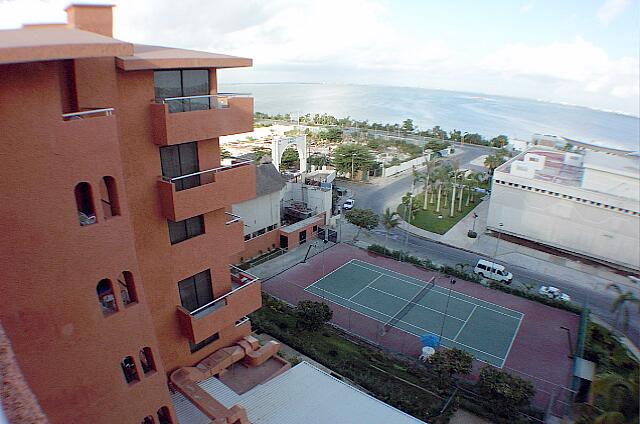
[280,147,300,170]
[332,144,375,176]
[476,366,535,418]
[345,208,379,239]
[294,300,333,331]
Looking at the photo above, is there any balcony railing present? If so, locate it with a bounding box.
[225,212,242,225]
[161,158,253,187]
[62,108,114,121]
[190,266,259,318]
[160,93,251,114]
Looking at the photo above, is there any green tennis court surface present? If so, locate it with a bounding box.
[305,259,524,367]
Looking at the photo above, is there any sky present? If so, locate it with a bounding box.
[1,0,639,116]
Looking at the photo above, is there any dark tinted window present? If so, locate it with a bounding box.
[154,70,181,101]
[160,142,200,191]
[178,270,213,313]
[154,70,209,112]
[189,332,220,353]
[168,215,204,244]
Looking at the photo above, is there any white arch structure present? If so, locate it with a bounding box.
[272,135,308,173]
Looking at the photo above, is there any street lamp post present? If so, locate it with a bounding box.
[351,153,357,181]
[493,222,504,258]
[438,278,457,345]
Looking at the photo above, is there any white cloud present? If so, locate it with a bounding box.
[481,37,639,101]
[520,3,534,13]
[597,0,630,26]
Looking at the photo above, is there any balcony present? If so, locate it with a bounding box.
[158,159,256,221]
[150,94,253,145]
[62,107,114,121]
[176,267,262,344]
[225,212,245,254]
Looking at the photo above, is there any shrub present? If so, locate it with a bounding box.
[476,366,535,419]
[429,348,473,388]
[294,300,333,331]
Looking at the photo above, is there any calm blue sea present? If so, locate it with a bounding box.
[221,83,640,151]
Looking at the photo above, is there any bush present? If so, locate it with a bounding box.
[367,244,581,315]
[294,300,333,331]
[429,348,473,388]
[476,366,535,419]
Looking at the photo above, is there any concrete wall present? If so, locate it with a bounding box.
[282,182,332,224]
[382,156,426,177]
[232,190,282,237]
[488,180,640,270]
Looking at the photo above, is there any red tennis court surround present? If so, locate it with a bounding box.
[261,243,579,412]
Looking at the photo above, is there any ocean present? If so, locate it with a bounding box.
[220,83,640,151]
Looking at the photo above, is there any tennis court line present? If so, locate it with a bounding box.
[304,259,358,292]
[351,260,523,319]
[501,312,525,368]
[365,286,466,323]
[453,305,477,341]
[349,274,383,300]
[306,284,505,362]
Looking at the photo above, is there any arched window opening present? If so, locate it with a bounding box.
[157,407,172,424]
[118,271,138,306]
[139,347,155,374]
[100,176,121,219]
[121,356,139,384]
[96,279,117,316]
[74,182,96,226]
[141,416,155,424]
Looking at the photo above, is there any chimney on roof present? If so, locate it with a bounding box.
[65,4,114,37]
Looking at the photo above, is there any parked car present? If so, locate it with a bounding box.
[343,199,355,210]
[335,187,347,197]
[473,259,513,284]
[538,286,571,302]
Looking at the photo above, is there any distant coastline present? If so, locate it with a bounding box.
[222,81,640,120]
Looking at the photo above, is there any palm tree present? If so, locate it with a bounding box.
[607,284,640,331]
[592,373,638,424]
[484,154,504,176]
[381,208,399,250]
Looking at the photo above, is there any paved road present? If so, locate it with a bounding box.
[335,146,640,345]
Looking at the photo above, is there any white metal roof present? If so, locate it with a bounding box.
[172,361,428,424]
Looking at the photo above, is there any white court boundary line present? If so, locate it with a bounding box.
[364,286,466,323]
[349,274,383,300]
[351,260,523,319]
[303,259,527,366]
[453,305,478,340]
[306,284,506,362]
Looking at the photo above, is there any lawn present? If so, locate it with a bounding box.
[397,191,484,235]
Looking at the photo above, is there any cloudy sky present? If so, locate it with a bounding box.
[1,0,639,116]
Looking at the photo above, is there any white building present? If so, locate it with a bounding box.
[487,147,640,270]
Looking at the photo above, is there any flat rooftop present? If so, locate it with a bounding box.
[0,26,132,64]
[501,149,585,187]
[583,150,640,180]
[172,361,428,424]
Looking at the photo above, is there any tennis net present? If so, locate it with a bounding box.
[380,277,436,335]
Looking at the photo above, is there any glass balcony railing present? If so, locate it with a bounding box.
[62,107,114,121]
[161,157,254,192]
[190,266,259,318]
[158,93,251,114]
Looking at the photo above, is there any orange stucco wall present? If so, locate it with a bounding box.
[0,60,174,423]
[0,26,257,424]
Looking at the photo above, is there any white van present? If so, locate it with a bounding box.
[473,259,513,284]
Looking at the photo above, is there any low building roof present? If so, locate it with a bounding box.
[172,361,428,424]
[0,26,132,64]
[583,150,640,180]
[115,43,252,71]
[256,163,288,197]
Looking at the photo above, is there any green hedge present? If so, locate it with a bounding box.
[367,244,582,315]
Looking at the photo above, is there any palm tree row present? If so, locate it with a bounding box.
[411,160,486,218]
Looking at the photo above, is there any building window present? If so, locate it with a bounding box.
[313,225,318,233]
[299,230,307,244]
[168,215,204,244]
[189,332,220,353]
[142,416,155,424]
[97,279,117,316]
[244,234,251,241]
[178,270,213,313]
[154,70,210,113]
[99,176,120,219]
[139,347,155,374]
[75,182,96,226]
[121,356,139,384]
[160,142,200,191]
[157,407,172,424]
[118,271,138,306]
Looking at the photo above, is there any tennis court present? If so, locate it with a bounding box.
[305,259,524,367]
